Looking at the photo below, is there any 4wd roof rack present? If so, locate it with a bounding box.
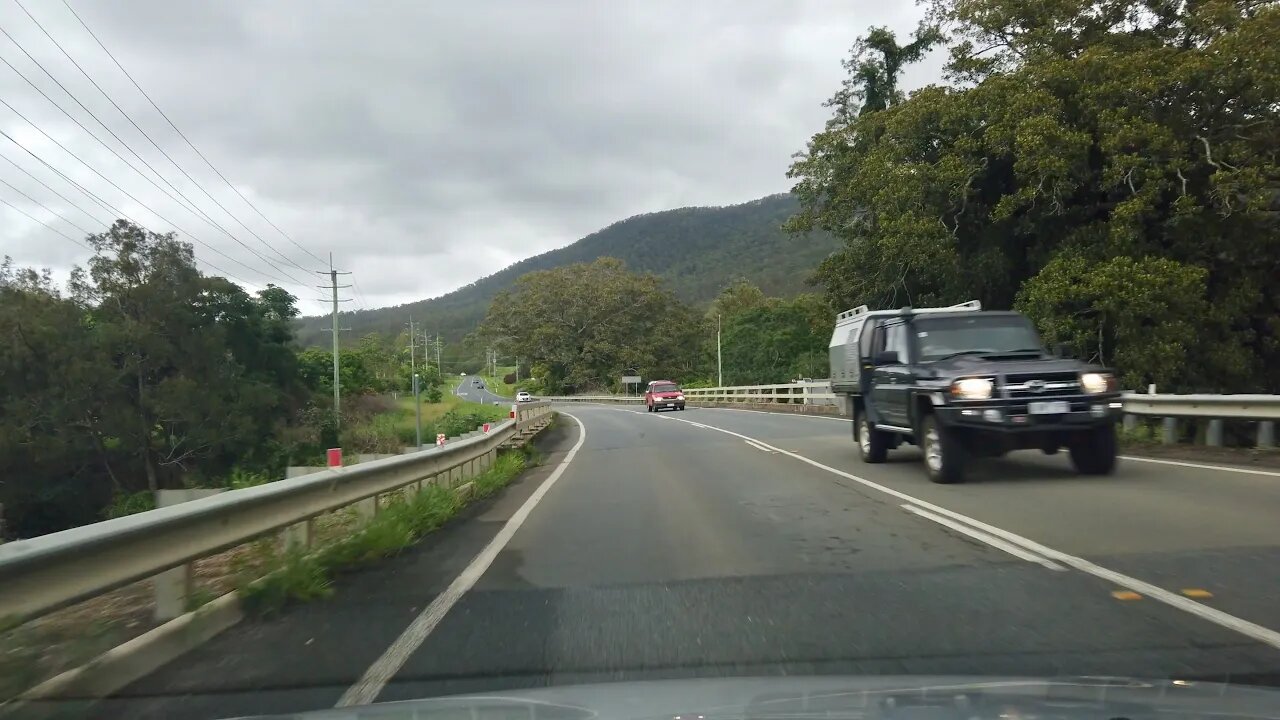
[836,299,980,323]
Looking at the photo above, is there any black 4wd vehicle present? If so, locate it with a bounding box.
[828,301,1122,483]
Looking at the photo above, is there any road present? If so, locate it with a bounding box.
[452,373,509,406]
[93,404,1280,719]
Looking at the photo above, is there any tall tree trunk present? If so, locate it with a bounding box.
[137,360,157,493]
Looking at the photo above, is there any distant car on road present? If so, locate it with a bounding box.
[516,391,532,403]
[645,380,685,412]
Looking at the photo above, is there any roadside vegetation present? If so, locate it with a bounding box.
[239,450,530,615]
[2,224,483,539]
[475,2,1279,402]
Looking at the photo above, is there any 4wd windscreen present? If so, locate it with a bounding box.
[913,316,1043,362]
[649,383,680,393]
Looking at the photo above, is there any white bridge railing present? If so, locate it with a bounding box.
[543,383,1278,448]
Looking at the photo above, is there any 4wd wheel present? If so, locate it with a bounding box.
[921,415,966,484]
[1069,424,1117,475]
[855,409,888,463]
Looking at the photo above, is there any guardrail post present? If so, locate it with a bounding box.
[1122,414,1136,433]
[1162,417,1178,445]
[1206,419,1224,447]
[281,518,314,553]
[1258,421,1275,449]
[152,488,225,621]
[354,496,378,523]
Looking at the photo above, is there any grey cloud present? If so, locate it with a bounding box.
[1,0,940,312]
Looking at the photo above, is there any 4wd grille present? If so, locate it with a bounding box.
[1002,372,1080,399]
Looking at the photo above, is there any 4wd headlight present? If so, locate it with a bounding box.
[676,394,685,400]
[950,377,993,400]
[1080,372,1116,394]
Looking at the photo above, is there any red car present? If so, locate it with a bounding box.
[645,380,685,412]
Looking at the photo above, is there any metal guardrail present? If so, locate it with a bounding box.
[1120,393,1280,420]
[0,402,554,627]
[542,384,1277,449]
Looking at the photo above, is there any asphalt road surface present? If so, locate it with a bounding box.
[91,404,1280,719]
[453,374,509,406]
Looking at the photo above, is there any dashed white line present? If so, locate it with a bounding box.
[744,439,776,454]
[336,410,589,707]
[648,410,1280,651]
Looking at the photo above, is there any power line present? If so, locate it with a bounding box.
[0,147,109,226]
[0,190,254,285]
[57,0,328,267]
[0,127,277,286]
[15,0,319,278]
[0,31,202,219]
[0,30,311,287]
[351,275,373,310]
[0,99,149,220]
[0,183,91,241]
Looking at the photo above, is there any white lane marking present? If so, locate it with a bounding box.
[744,439,776,454]
[1119,455,1280,478]
[650,412,1280,650]
[699,407,1274,477]
[696,406,851,422]
[901,504,1065,571]
[336,411,589,707]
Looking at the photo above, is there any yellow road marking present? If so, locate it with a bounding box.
[1182,588,1214,599]
[1112,590,1143,601]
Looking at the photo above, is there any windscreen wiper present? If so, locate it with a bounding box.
[929,350,998,361]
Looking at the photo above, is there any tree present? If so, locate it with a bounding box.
[826,24,943,122]
[0,261,114,536]
[720,295,833,385]
[706,278,768,323]
[1,221,309,536]
[477,258,701,392]
[789,1,1280,392]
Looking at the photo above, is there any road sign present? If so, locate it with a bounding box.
[621,375,641,384]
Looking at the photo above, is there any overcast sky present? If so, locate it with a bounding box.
[0,0,941,315]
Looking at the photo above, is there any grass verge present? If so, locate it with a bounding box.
[238,450,529,615]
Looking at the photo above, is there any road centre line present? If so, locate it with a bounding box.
[744,439,776,454]
[901,504,1065,571]
[336,411,589,707]
[649,412,1280,651]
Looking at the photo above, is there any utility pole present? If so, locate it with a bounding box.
[407,316,416,376]
[716,313,723,387]
[413,372,422,448]
[318,254,352,426]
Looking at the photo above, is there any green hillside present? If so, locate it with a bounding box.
[295,193,837,347]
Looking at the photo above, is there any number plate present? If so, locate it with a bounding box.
[1028,401,1070,415]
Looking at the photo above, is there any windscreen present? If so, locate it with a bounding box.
[913,315,1043,361]
[649,383,680,393]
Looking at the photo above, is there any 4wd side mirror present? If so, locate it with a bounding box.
[1054,342,1072,359]
[873,350,901,366]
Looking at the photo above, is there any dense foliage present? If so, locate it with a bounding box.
[477,260,832,393]
[789,0,1280,392]
[1,224,447,538]
[1,223,307,536]
[294,194,838,347]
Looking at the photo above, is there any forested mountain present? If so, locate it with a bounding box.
[294,193,836,346]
